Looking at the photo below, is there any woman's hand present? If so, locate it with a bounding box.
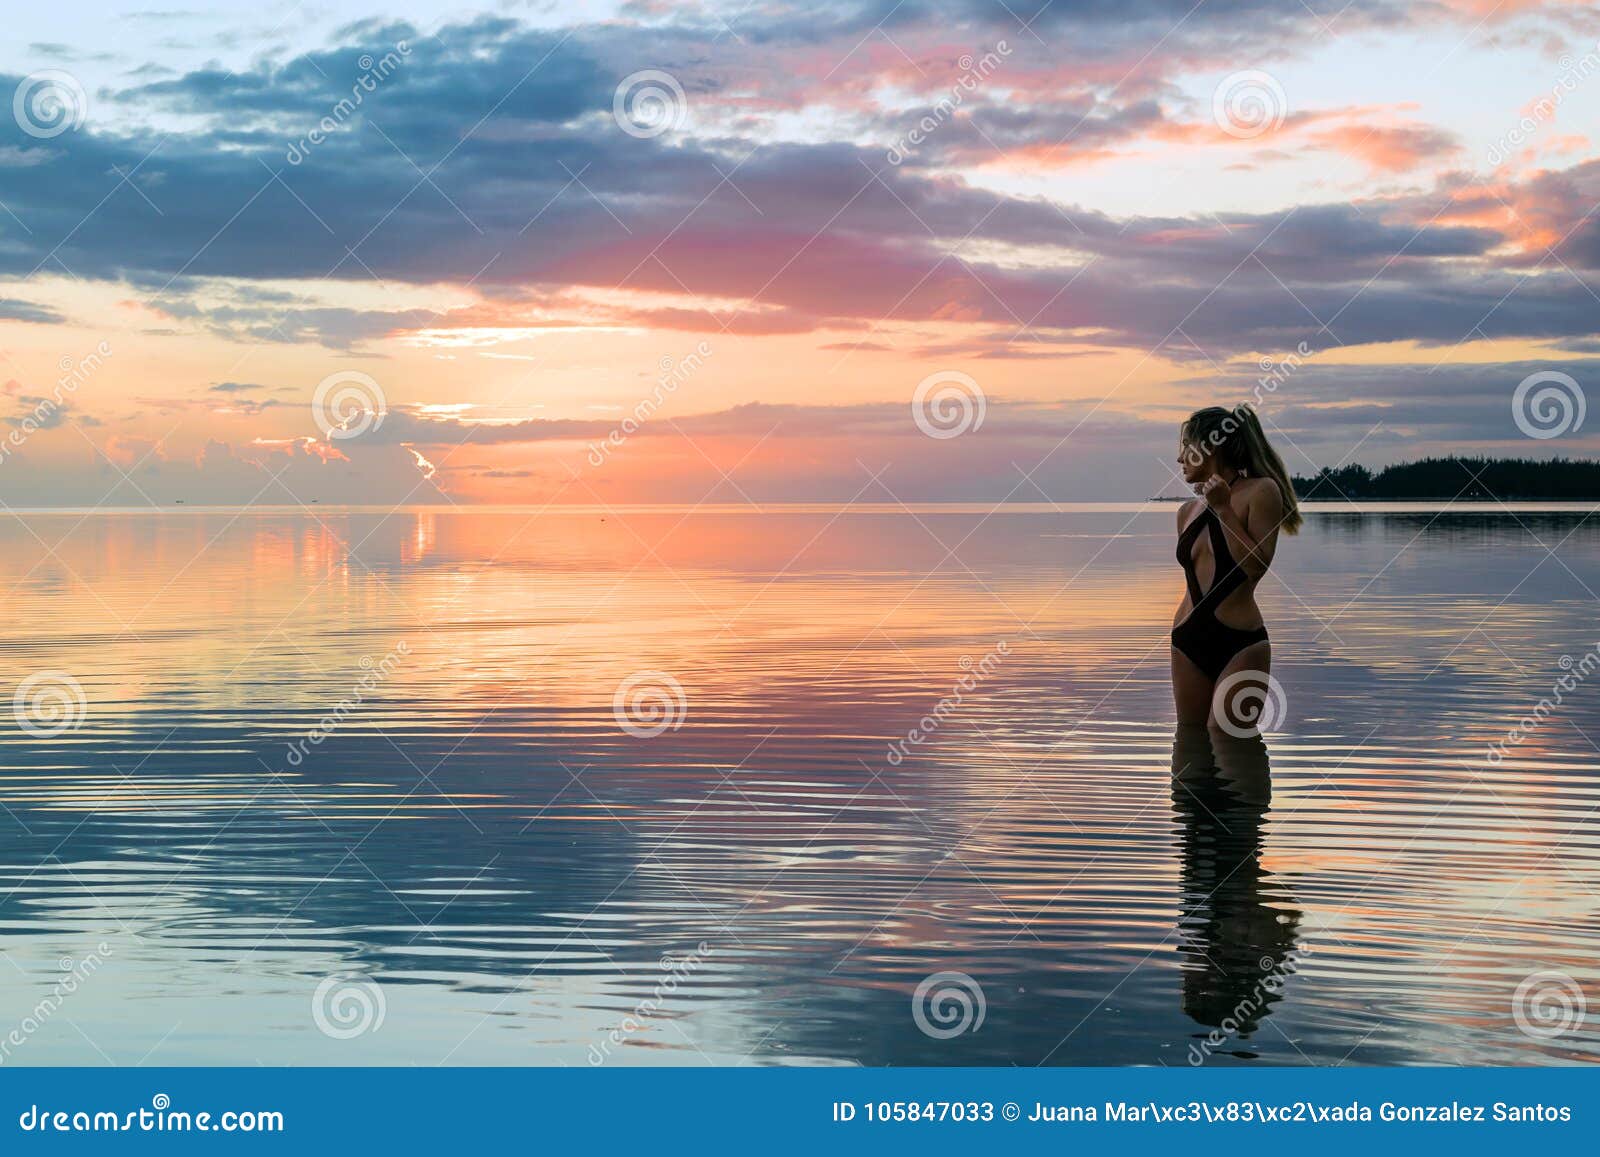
[1200,473,1233,509]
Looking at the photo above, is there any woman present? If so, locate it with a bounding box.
[1171,405,1301,730]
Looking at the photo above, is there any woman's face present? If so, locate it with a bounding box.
[1178,432,1212,485]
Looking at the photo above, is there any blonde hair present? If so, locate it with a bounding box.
[1181,404,1302,534]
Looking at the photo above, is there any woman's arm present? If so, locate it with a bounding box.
[1203,476,1283,578]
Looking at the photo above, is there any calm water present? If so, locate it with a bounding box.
[1,505,1597,1067]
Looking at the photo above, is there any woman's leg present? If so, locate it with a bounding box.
[1208,640,1272,734]
[1171,721,1216,782]
[1171,646,1214,726]
[1208,728,1271,805]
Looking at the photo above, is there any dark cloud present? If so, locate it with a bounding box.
[5,394,75,430]
[9,362,1591,507]
[0,432,447,507]
[371,365,1599,462]
[0,3,1594,365]
[0,298,66,324]
[1168,357,1600,468]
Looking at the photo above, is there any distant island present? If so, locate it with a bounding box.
[1291,456,1600,501]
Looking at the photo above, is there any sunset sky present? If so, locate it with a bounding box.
[1,0,1598,506]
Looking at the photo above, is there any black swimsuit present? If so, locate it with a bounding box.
[1171,506,1268,680]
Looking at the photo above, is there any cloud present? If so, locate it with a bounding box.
[0,298,66,325]
[3,379,84,431]
[5,350,1594,505]
[0,428,447,507]
[1309,121,1464,174]
[307,368,1596,503]
[0,7,1593,362]
[1168,355,1600,464]
[0,1,1596,509]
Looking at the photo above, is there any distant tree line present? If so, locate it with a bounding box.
[1290,457,1600,500]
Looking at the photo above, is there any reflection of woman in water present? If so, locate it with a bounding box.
[1171,406,1301,731]
[1171,725,1301,1060]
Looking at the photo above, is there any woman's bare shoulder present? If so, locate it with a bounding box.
[1237,476,1283,518]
